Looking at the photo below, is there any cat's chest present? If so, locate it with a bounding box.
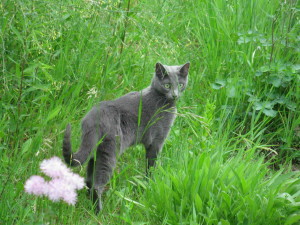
[147,107,177,128]
[169,107,177,125]
[139,107,176,145]
[165,107,177,128]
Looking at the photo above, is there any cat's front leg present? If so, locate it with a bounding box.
[145,142,163,175]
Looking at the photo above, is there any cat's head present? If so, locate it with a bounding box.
[151,62,190,101]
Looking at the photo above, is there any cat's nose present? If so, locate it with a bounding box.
[172,94,178,100]
[172,90,179,100]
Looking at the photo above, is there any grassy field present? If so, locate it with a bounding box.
[1,0,300,224]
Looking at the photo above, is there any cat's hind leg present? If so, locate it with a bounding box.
[92,138,117,213]
[86,157,101,210]
[86,157,95,189]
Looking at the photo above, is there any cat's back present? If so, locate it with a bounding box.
[110,91,140,110]
[82,91,140,132]
[94,91,140,116]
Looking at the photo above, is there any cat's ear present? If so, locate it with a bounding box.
[155,62,168,80]
[179,62,190,77]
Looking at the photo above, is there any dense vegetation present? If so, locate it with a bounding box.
[1,0,299,224]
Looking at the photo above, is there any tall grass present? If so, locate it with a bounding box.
[1,0,299,224]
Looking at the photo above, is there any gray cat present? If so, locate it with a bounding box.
[62,62,190,212]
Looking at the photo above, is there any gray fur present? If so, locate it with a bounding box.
[62,62,190,212]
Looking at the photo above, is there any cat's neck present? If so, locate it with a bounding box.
[142,86,176,108]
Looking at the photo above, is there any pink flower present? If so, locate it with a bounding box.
[25,176,46,196]
[63,172,85,190]
[61,187,77,205]
[25,157,85,205]
[40,156,71,178]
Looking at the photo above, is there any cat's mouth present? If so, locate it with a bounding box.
[166,93,180,101]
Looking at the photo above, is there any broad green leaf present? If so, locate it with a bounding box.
[268,171,294,189]
[263,108,277,117]
[10,25,24,45]
[41,67,54,82]
[258,65,271,73]
[115,191,145,208]
[221,191,231,208]
[21,138,32,155]
[253,102,263,110]
[218,219,230,225]
[277,193,295,204]
[46,106,62,122]
[284,213,300,225]
[286,101,297,111]
[227,86,236,98]
[23,63,39,75]
[268,75,282,87]
[211,80,226,90]
[292,190,300,198]
[16,63,21,78]
[237,211,246,223]
[131,176,147,190]
[237,36,251,44]
[24,84,51,93]
[0,130,4,138]
[292,64,300,71]
[255,71,263,77]
[194,193,203,212]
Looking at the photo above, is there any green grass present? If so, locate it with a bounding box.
[1,0,300,224]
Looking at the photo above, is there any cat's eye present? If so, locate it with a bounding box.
[164,83,171,89]
[179,83,184,88]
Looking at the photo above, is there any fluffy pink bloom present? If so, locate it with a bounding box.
[63,172,85,190]
[40,156,71,178]
[46,179,74,203]
[25,156,85,205]
[61,186,77,205]
[25,175,46,196]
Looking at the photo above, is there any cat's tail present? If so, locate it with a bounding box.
[63,124,96,167]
